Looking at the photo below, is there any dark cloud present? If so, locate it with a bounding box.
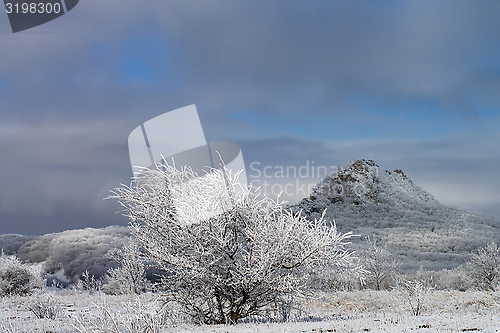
[240,133,500,216]
[0,122,131,234]
[1,0,500,234]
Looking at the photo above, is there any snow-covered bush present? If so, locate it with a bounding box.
[27,293,62,319]
[0,251,41,297]
[467,242,500,291]
[308,266,361,292]
[360,237,398,290]
[447,266,472,291]
[104,238,148,295]
[398,279,427,316]
[398,267,434,316]
[108,161,362,325]
[427,266,471,291]
[77,270,104,295]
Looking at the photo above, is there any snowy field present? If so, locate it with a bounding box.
[1,161,499,332]
[1,289,499,332]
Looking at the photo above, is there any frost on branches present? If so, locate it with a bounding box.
[105,238,148,295]
[467,242,500,291]
[109,161,362,325]
[361,237,399,291]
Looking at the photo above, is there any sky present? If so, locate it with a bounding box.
[1,0,500,235]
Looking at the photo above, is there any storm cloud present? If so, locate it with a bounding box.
[1,0,499,234]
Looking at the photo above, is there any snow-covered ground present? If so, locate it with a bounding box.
[1,159,499,332]
[1,289,499,332]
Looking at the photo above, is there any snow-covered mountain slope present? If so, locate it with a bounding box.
[292,159,500,270]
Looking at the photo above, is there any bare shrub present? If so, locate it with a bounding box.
[27,293,62,319]
[78,270,103,295]
[108,161,362,325]
[398,267,434,316]
[103,238,148,295]
[308,266,361,292]
[361,237,399,290]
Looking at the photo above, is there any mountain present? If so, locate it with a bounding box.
[292,159,500,271]
[3,160,499,276]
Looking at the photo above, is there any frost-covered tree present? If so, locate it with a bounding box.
[361,237,398,290]
[109,161,361,325]
[105,238,147,295]
[467,242,500,291]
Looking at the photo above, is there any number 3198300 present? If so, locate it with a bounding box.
[5,2,61,14]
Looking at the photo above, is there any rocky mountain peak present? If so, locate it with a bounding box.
[293,159,500,271]
[309,159,436,208]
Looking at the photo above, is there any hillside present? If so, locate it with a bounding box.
[2,160,499,277]
[292,159,500,270]
[0,226,129,284]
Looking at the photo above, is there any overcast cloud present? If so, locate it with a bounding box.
[1,0,499,234]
